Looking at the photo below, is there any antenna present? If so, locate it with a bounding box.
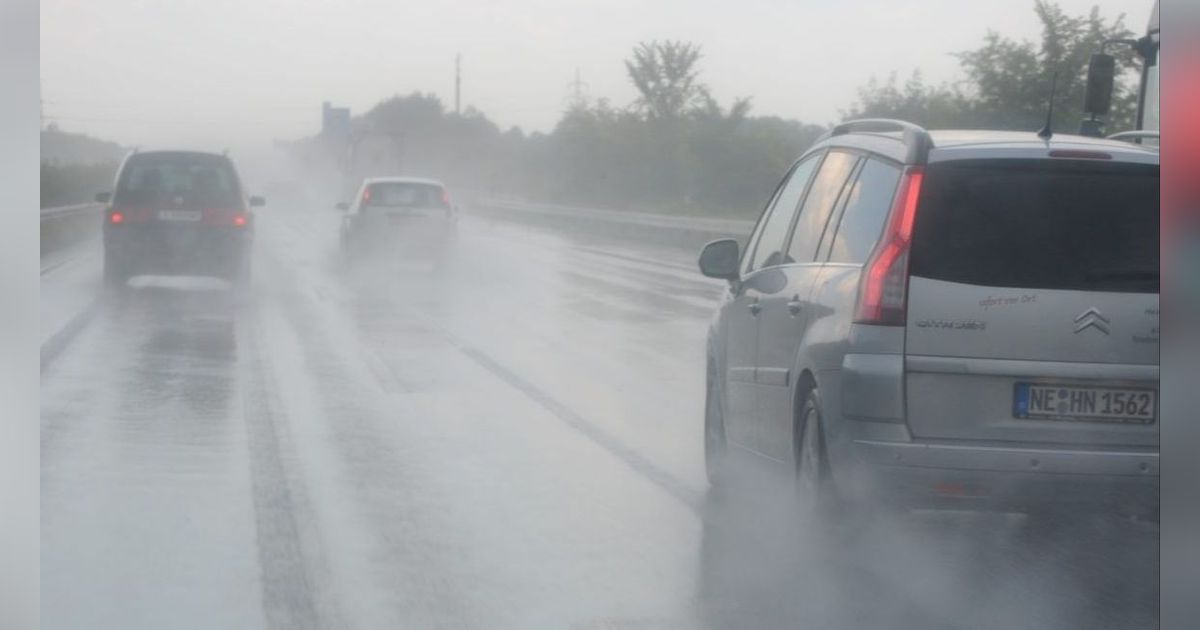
[1037,71,1059,140]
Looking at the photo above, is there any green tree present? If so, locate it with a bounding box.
[624,41,708,121]
[846,1,1138,133]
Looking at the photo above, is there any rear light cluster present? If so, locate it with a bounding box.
[107,208,249,226]
[201,209,250,227]
[854,167,924,326]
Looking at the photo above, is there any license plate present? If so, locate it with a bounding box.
[157,210,202,222]
[1014,383,1156,423]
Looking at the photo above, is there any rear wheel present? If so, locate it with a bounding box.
[794,389,837,524]
[103,253,127,290]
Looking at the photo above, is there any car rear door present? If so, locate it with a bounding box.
[753,150,859,461]
[904,157,1160,446]
[721,156,820,450]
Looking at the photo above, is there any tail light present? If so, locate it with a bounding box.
[109,211,125,224]
[201,209,251,226]
[854,167,924,325]
[441,189,451,206]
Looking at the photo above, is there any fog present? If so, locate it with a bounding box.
[40,1,1161,629]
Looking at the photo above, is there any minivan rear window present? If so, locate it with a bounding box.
[909,159,1159,293]
[114,153,241,208]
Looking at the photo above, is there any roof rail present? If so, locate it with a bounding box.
[1106,130,1160,147]
[827,118,934,165]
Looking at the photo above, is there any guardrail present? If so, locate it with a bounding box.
[471,198,756,251]
[41,203,103,262]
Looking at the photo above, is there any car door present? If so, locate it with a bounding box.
[721,155,821,449]
[753,150,860,461]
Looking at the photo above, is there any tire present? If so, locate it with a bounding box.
[103,253,127,290]
[704,360,729,488]
[794,389,837,524]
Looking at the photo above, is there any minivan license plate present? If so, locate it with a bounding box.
[158,210,201,222]
[1014,383,1156,423]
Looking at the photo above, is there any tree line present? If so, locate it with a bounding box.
[48,2,1140,216]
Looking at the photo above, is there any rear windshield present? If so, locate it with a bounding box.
[910,159,1159,293]
[364,182,448,209]
[114,154,241,207]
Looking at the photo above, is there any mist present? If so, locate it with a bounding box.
[39,1,1162,629]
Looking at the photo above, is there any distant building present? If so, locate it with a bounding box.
[321,101,351,137]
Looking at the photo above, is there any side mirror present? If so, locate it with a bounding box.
[1082,53,1116,117]
[249,195,266,207]
[699,238,741,281]
[335,202,349,211]
[95,192,111,204]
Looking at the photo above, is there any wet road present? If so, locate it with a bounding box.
[41,206,1158,629]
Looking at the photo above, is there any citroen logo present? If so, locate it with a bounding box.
[1074,307,1110,335]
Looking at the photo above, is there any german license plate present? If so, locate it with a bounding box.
[1014,383,1156,423]
[157,210,201,222]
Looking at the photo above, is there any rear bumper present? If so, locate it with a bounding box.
[104,226,251,276]
[846,437,1158,513]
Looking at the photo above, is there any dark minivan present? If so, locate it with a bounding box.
[99,150,263,287]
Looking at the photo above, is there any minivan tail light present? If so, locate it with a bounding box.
[854,167,924,325]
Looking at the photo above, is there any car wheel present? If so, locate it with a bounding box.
[103,254,127,290]
[795,389,835,522]
[704,359,729,488]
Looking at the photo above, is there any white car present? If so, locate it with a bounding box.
[337,177,458,266]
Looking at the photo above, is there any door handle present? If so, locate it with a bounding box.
[747,300,762,316]
[787,297,803,316]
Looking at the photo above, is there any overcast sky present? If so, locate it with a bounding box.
[41,0,1153,153]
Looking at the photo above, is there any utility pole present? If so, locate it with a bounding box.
[566,67,588,110]
[455,53,462,116]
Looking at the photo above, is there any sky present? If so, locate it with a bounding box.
[41,0,1155,153]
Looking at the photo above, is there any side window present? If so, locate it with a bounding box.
[826,159,903,264]
[786,151,859,262]
[745,156,820,273]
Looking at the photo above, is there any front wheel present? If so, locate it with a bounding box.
[704,361,729,488]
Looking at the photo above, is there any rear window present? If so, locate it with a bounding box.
[114,154,241,207]
[909,159,1159,293]
[364,182,448,209]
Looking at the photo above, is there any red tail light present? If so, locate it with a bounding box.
[232,213,247,227]
[362,188,372,204]
[109,211,125,224]
[854,167,924,325]
[441,189,451,206]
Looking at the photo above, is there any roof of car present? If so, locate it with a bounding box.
[818,127,1159,164]
[361,176,446,187]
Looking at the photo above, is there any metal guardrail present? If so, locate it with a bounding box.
[41,202,103,263]
[476,198,756,239]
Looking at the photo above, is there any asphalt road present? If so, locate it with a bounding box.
[40,205,1159,630]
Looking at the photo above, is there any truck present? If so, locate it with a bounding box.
[1080,0,1159,144]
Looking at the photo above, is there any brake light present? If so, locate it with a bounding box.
[232,213,247,227]
[854,167,924,325]
[109,211,125,224]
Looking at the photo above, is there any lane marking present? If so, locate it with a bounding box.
[397,306,706,515]
[40,297,103,373]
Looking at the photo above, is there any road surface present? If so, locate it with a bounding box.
[41,205,1159,629]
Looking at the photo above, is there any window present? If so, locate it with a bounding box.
[826,159,902,263]
[114,154,240,207]
[910,160,1160,293]
[745,156,819,273]
[364,182,448,209]
[786,151,858,262]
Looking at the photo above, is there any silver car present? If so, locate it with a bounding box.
[699,120,1159,518]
